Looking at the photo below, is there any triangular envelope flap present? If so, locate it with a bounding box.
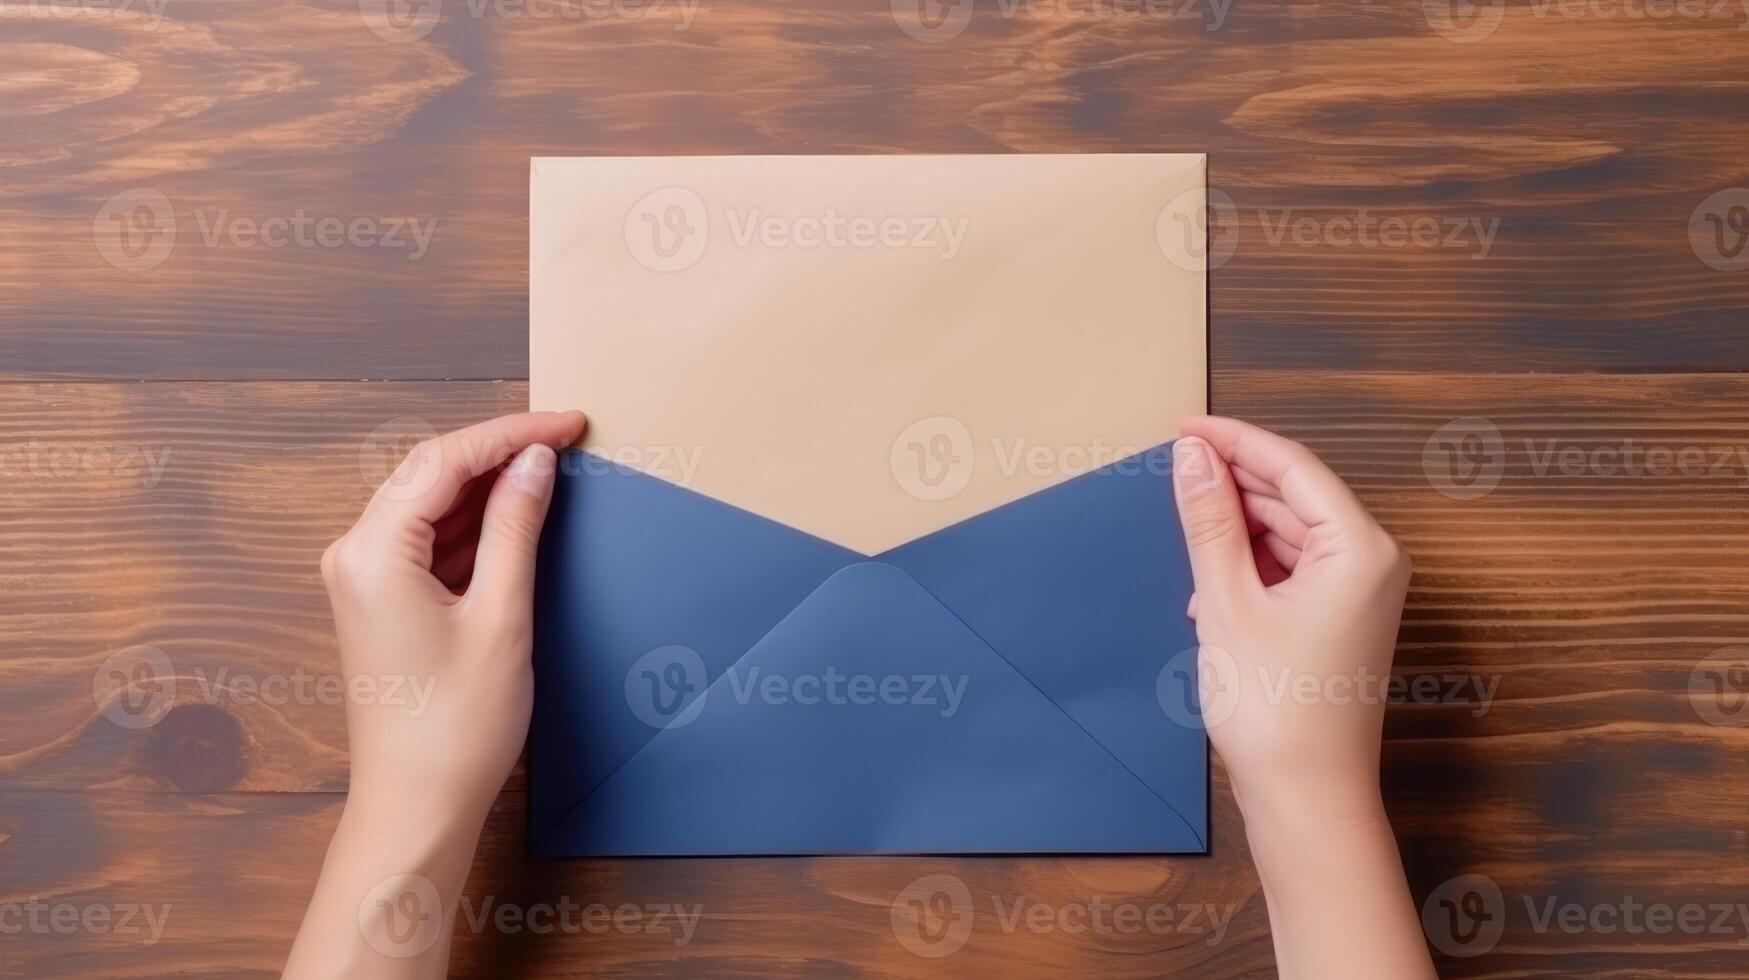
[879,442,1207,841]
[545,562,1201,855]
[531,453,859,844]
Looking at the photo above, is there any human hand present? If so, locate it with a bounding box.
[1171,415,1412,821]
[1171,416,1432,979]
[287,411,584,978]
[321,410,586,830]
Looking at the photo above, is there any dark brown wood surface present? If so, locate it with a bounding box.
[4,0,1748,975]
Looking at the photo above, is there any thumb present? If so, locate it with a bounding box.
[1172,436,1259,605]
[470,443,558,612]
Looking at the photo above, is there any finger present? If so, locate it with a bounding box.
[1257,529,1302,573]
[361,411,585,534]
[1186,592,1198,621]
[429,468,500,592]
[1172,436,1262,605]
[1241,490,1310,549]
[1180,415,1370,530]
[1251,535,1291,586]
[468,443,559,614]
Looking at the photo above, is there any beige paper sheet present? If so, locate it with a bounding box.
[531,154,1208,554]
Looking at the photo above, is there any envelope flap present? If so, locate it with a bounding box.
[530,154,1208,554]
[880,442,1207,834]
[534,561,1204,855]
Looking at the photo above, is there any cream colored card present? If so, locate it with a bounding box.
[531,154,1208,554]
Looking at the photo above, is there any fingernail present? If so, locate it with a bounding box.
[508,444,556,500]
[1173,439,1218,495]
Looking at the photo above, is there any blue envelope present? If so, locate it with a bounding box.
[530,443,1206,855]
[527,153,1210,855]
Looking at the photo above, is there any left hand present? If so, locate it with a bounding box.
[321,410,585,828]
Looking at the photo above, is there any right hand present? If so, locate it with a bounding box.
[1170,415,1412,819]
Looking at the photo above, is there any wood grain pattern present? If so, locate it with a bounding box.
[2,0,1747,377]
[4,374,1749,975]
[6,0,1749,975]
[0,786,1275,978]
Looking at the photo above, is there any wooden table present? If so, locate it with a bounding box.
[4,0,1748,975]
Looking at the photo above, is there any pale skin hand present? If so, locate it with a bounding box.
[1172,415,1435,979]
[284,410,585,980]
